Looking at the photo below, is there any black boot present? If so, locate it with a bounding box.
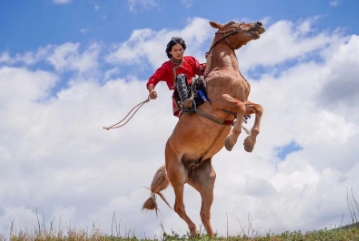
[176,74,192,110]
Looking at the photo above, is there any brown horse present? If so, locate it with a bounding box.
[142,20,265,237]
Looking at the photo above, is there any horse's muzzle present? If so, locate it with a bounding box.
[252,21,265,34]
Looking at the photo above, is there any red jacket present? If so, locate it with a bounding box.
[146,56,205,90]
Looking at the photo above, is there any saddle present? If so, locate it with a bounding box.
[174,76,251,127]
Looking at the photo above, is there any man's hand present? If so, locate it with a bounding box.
[149,89,158,99]
[148,84,157,99]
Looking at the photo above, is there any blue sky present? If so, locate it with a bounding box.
[1,0,359,238]
[1,0,359,53]
[2,0,358,93]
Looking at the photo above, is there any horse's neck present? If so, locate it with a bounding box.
[215,49,238,70]
[205,47,239,75]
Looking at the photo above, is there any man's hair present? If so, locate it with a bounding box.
[165,37,186,59]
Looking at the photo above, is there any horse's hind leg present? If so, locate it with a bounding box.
[188,158,216,237]
[221,94,246,151]
[165,141,197,236]
[243,100,263,152]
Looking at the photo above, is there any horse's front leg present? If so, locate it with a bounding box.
[221,94,246,151]
[243,100,263,152]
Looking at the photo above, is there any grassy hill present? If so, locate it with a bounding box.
[2,223,358,241]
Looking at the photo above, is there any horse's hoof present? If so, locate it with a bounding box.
[244,136,256,152]
[189,226,198,237]
[225,137,235,151]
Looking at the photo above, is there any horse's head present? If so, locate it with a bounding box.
[209,20,265,49]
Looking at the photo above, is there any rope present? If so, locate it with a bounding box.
[103,95,151,131]
[196,109,251,134]
[196,109,228,125]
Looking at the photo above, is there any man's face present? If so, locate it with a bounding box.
[169,44,184,60]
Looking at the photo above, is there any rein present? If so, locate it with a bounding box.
[103,95,151,130]
[206,24,243,55]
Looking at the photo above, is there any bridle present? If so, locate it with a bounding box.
[206,22,245,55]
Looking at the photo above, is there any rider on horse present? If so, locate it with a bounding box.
[146,37,206,117]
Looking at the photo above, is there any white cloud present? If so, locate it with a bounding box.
[329,0,340,6]
[0,67,58,103]
[0,206,43,235]
[94,5,100,10]
[1,18,359,238]
[0,52,11,63]
[317,35,359,123]
[181,0,194,8]
[52,0,72,4]
[0,43,99,75]
[47,42,100,73]
[104,67,120,81]
[237,18,345,72]
[127,0,158,12]
[105,17,213,69]
[0,45,52,65]
[80,27,90,34]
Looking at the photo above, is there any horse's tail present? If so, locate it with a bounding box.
[142,165,171,215]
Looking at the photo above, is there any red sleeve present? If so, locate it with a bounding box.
[199,63,206,75]
[189,56,205,76]
[191,56,201,75]
[188,57,206,75]
[146,62,169,89]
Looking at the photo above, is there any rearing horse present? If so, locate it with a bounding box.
[142,20,265,237]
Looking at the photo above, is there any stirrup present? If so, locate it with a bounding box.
[182,99,196,114]
[183,99,193,109]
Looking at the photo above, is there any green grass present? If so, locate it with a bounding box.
[3,188,358,240]
[2,224,358,241]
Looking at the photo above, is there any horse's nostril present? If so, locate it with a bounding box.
[256,22,263,26]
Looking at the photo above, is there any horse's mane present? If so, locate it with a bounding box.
[204,38,216,77]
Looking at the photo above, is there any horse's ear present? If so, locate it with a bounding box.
[209,21,223,29]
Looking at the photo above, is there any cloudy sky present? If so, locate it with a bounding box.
[1,0,359,238]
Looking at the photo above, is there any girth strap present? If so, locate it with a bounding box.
[195,109,234,126]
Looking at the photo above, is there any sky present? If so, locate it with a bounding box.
[1,0,359,239]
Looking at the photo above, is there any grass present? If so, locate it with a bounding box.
[2,221,358,241]
[2,189,358,241]
[2,226,359,241]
